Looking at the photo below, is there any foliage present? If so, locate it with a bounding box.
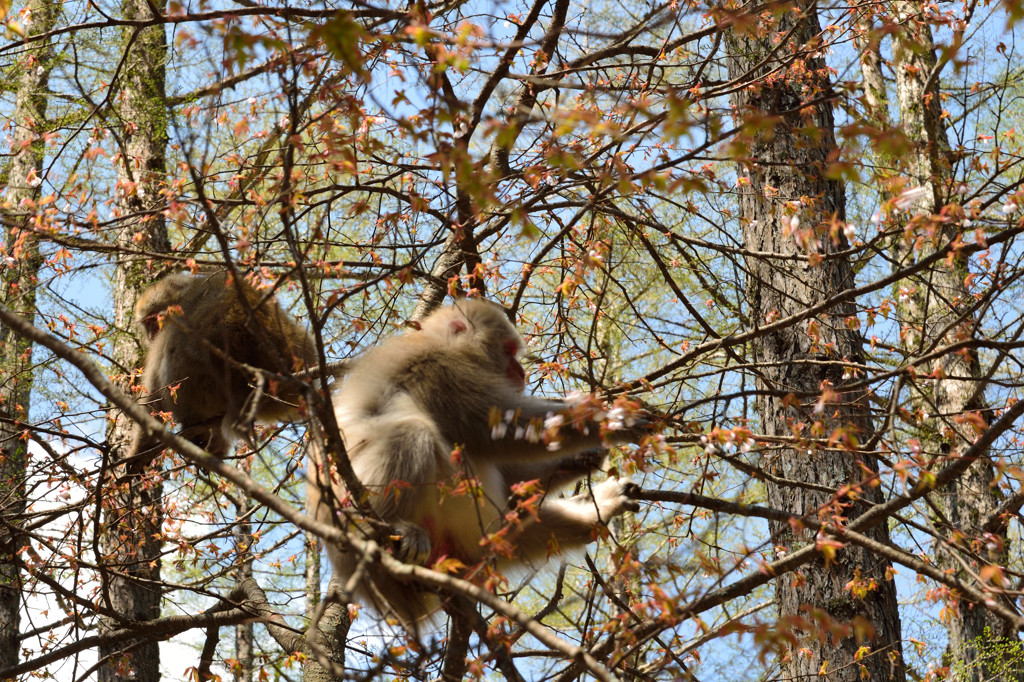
[0,0,1023,680]
[949,628,1024,682]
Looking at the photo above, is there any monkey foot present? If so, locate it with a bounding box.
[593,477,641,518]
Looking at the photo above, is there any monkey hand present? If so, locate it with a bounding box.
[388,520,432,566]
[178,417,232,458]
[591,477,641,520]
[590,396,657,447]
[558,449,607,476]
[605,423,650,448]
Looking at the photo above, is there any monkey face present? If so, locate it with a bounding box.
[503,340,526,392]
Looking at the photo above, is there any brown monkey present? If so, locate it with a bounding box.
[308,299,647,625]
[128,271,318,463]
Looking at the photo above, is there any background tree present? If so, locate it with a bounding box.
[725,4,905,678]
[860,5,1017,678]
[0,0,58,670]
[96,0,170,678]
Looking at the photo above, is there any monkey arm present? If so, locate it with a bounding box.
[330,400,460,562]
[472,394,649,464]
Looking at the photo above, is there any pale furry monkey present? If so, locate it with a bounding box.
[128,271,318,464]
[308,299,647,625]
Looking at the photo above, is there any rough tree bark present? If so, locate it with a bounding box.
[726,4,906,680]
[97,0,170,679]
[233,488,253,682]
[301,575,350,682]
[305,532,321,625]
[0,0,58,670]
[888,3,1015,676]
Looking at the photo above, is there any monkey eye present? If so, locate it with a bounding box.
[142,315,161,339]
[503,340,519,357]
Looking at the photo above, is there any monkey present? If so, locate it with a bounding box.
[307,298,648,626]
[127,270,319,465]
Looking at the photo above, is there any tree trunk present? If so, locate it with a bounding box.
[0,0,59,670]
[301,576,350,682]
[305,531,322,623]
[726,5,906,680]
[97,0,170,679]
[856,13,888,123]
[888,4,1015,677]
[234,483,253,682]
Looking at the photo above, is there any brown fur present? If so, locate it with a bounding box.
[308,299,645,626]
[128,271,317,463]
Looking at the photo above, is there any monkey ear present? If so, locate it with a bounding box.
[449,319,468,334]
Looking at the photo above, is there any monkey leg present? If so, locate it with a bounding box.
[503,449,607,500]
[127,415,231,474]
[321,413,454,624]
[179,416,231,457]
[506,477,640,558]
[124,434,164,473]
[351,416,442,513]
[540,449,608,489]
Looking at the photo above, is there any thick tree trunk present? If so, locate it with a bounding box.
[301,576,350,682]
[888,4,1014,676]
[856,14,888,123]
[726,5,905,680]
[97,0,170,679]
[234,489,253,682]
[0,0,59,670]
[305,532,322,623]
